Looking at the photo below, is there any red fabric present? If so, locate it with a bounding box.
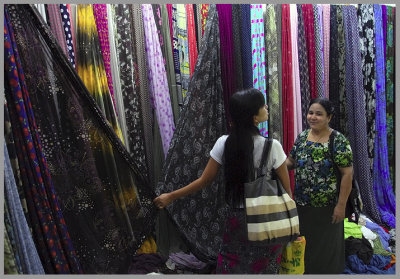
[166,4,174,52]
[302,4,317,99]
[186,4,198,77]
[281,4,295,193]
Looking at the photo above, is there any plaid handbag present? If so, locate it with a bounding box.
[244,138,300,245]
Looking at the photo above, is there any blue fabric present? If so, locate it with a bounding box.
[365,220,391,252]
[241,4,252,89]
[372,4,396,229]
[344,254,395,274]
[4,142,45,274]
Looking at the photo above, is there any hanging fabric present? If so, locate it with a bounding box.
[201,4,209,35]
[47,4,69,58]
[329,5,340,131]
[232,4,244,91]
[382,5,387,60]
[357,4,376,174]
[296,4,311,130]
[113,4,149,178]
[33,4,47,23]
[372,4,395,228]
[302,4,317,100]
[313,4,324,98]
[6,4,158,273]
[241,4,253,89]
[250,4,267,136]
[142,4,176,156]
[322,4,330,98]
[186,4,198,78]
[290,4,302,140]
[4,7,83,273]
[171,5,184,105]
[66,4,77,64]
[4,228,19,274]
[156,5,228,263]
[275,5,284,140]
[281,4,295,194]
[336,5,348,135]
[265,4,282,142]
[342,5,382,225]
[176,4,191,98]
[4,142,45,274]
[217,4,235,128]
[385,6,395,189]
[59,4,76,68]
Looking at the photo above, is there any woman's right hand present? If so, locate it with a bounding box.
[153,193,173,209]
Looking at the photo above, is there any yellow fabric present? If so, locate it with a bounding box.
[136,236,157,254]
[279,236,306,274]
[344,219,363,239]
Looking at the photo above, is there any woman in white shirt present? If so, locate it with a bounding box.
[154,88,291,274]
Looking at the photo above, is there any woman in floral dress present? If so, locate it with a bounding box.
[286,98,353,274]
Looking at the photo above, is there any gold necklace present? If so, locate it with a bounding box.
[307,128,331,148]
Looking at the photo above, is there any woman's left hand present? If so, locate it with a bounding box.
[332,204,346,224]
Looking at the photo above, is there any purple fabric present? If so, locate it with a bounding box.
[142,4,176,156]
[128,254,166,274]
[216,4,235,128]
[169,252,208,270]
[382,5,387,61]
[365,221,390,251]
[372,4,395,228]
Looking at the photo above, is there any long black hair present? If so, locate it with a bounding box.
[224,88,265,207]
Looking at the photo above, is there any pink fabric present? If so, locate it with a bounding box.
[47,4,69,56]
[186,4,198,77]
[142,4,176,156]
[302,4,317,100]
[92,4,117,113]
[290,4,302,141]
[166,4,174,52]
[322,4,330,98]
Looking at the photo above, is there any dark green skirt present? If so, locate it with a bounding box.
[297,205,345,274]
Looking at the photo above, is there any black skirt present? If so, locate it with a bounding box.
[297,205,345,274]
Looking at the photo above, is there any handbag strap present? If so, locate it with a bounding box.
[255,138,273,179]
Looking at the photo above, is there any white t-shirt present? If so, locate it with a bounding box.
[210,135,287,179]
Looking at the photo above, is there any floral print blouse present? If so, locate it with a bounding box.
[290,129,353,207]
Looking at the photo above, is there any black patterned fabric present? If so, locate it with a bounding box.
[7,4,158,273]
[297,4,310,131]
[357,4,376,175]
[155,5,228,263]
[342,5,382,225]
[313,4,324,98]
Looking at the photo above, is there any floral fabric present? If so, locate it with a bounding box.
[290,129,353,207]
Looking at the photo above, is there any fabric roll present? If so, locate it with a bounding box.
[161,4,180,123]
[232,4,243,91]
[385,6,395,189]
[142,4,176,156]
[265,4,281,142]
[322,4,330,98]
[372,4,395,228]
[281,4,295,194]
[342,5,382,225]
[171,5,183,106]
[177,4,190,98]
[290,4,302,140]
[217,4,235,128]
[156,5,228,263]
[186,4,198,78]
[329,5,340,132]
[357,4,376,174]
[4,143,45,274]
[59,4,75,68]
[107,5,128,149]
[302,4,317,99]
[132,4,157,187]
[5,7,83,273]
[93,4,117,114]
[336,5,348,135]
[313,4,324,98]
[241,4,252,89]
[251,4,267,136]
[47,4,69,57]
[297,4,310,131]
[113,4,149,178]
